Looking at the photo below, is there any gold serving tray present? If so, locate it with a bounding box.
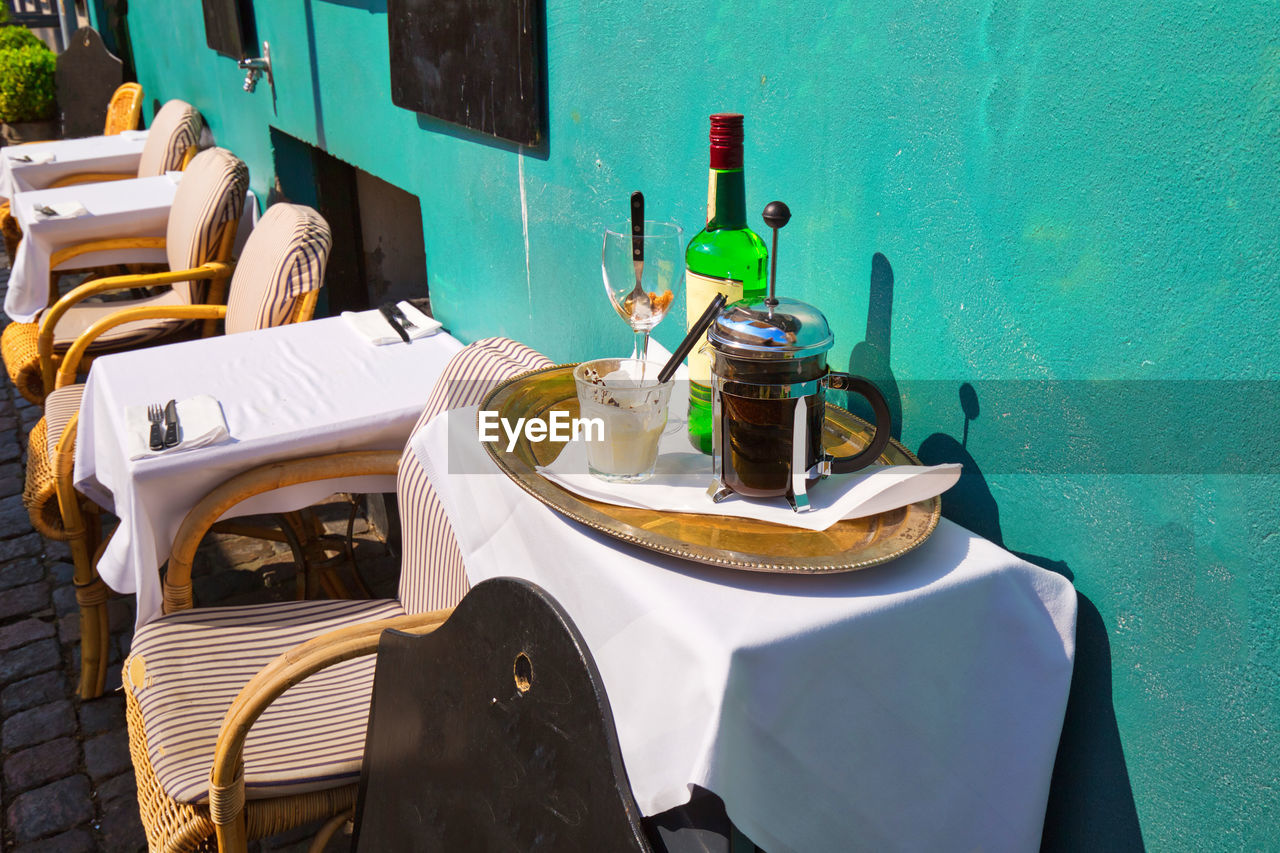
[480,365,941,574]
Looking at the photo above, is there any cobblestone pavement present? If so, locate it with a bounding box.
[0,249,398,851]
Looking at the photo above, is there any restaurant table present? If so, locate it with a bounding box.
[0,130,148,202]
[4,174,257,323]
[412,408,1078,853]
[73,316,464,626]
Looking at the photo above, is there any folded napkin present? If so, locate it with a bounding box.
[536,429,962,532]
[31,201,88,220]
[118,129,149,142]
[6,150,54,164]
[125,395,229,461]
[342,302,443,346]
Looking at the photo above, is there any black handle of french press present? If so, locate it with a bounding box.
[762,201,790,306]
[825,374,893,474]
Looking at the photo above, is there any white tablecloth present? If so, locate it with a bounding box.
[73,316,464,625]
[4,175,257,323]
[414,408,1077,853]
[0,132,147,202]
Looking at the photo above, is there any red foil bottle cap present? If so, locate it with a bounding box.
[709,113,744,170]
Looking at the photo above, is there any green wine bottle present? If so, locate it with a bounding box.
[684,113,769,453]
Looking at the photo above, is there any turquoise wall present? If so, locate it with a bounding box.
[106,0,1278,847]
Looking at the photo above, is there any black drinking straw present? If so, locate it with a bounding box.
[658,293,727,384]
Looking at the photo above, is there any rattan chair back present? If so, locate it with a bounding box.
[136,99,203,178]
[225,204,332,334]
[165,147,249,304]
[104,83,143,134]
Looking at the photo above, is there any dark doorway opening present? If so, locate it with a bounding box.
[269,128,429,317]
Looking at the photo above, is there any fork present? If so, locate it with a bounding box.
[147,403,164,451]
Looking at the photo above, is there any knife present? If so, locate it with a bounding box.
[163,399,179,448]
[378,304,411,343]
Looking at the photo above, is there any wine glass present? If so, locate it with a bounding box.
[601,221,684,371]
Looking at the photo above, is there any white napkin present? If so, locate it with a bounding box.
[118,129,149,142]
[536,429,962,532]
[342,302,443,346]
[125,395,229,461]
[6,150,54,164]
[31,201,88,220]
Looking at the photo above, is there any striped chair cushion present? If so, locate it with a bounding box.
[136,100,202,178]
[397,337,552,615]
[46,288,191,349]
[165,148,249,304]
[127,598,407,804]
[42,384,83,458]
[225,204,332,335]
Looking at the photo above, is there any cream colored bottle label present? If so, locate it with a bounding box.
[685,270,742,382]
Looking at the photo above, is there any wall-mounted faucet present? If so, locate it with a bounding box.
[238,42,272,94]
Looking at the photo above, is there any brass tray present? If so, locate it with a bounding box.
[480,365,941,574]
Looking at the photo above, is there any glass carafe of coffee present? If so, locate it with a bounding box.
[706,202,892,512]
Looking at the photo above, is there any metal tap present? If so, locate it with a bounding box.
[238,42,272,94]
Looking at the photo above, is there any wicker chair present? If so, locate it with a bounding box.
[105,82,144,135]
[1,144,244,406]
[23,203,332,700]
[1,95,199,262]
[122,338,551,852]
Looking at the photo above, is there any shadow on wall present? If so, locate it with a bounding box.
[916,386,1146,852]
[845,252,903,440]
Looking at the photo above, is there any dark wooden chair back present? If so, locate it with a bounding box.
[352,576,651,852]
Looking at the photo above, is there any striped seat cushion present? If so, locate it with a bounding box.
[136,100,202,178]
[225,204,332,334]
[42,383,83,458]
[44,287,192,349]
[127,598,406,804]
[397,337,552,614]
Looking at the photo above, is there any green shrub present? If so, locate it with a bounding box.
[0,26,45,52]
[0,45,56,123]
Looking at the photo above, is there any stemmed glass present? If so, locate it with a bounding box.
[602,221,684,372]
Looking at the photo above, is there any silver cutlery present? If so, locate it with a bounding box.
[9,154,31,163]
[377,304,411,343]
[163,399,179,448]
[35,204,57,217]
[147,403,164,451]
[385,302,417,333]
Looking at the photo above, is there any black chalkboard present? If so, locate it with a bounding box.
[388,0,544,146]
[202,0,257,60]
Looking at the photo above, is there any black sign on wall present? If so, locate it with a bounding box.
[203,0,258,60]
[388,0,544,147]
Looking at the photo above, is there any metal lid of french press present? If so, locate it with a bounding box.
[706,201,835,360]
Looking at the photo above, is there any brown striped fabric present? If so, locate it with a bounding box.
[127,598,406,804]
[42,384,82,458]
[135,100,203,178]
[224,204,332,335]
[164,148,249,304]
[396,337,552,614]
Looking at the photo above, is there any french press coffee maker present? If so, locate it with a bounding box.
[706,202,892,511]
